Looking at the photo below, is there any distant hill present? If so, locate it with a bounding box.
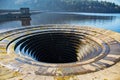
[32,0,120,13]
[59,0,120,13]
[0,0,120,13]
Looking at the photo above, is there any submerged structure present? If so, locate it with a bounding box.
[0,25,120,80]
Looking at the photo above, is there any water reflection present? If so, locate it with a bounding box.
[31,13,115,25]
[0,14,31,26]
[0,12,120,33]
[20,17,31,26]
[31,13,120,32]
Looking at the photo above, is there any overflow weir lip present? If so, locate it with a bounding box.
[0,25,120,79]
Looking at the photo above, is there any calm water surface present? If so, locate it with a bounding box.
[0,12,120,33]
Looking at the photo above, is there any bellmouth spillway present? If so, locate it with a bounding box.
[0,25,120,80]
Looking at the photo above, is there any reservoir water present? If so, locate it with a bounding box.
[0,12,120,33]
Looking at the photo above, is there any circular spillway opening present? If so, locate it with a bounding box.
[15,32,84,63]
[3,25,120,77]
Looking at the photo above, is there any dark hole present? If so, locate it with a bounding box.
[15,31,84,63]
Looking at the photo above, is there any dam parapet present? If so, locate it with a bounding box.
[0,8,42,23]
[0,8,31,21]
